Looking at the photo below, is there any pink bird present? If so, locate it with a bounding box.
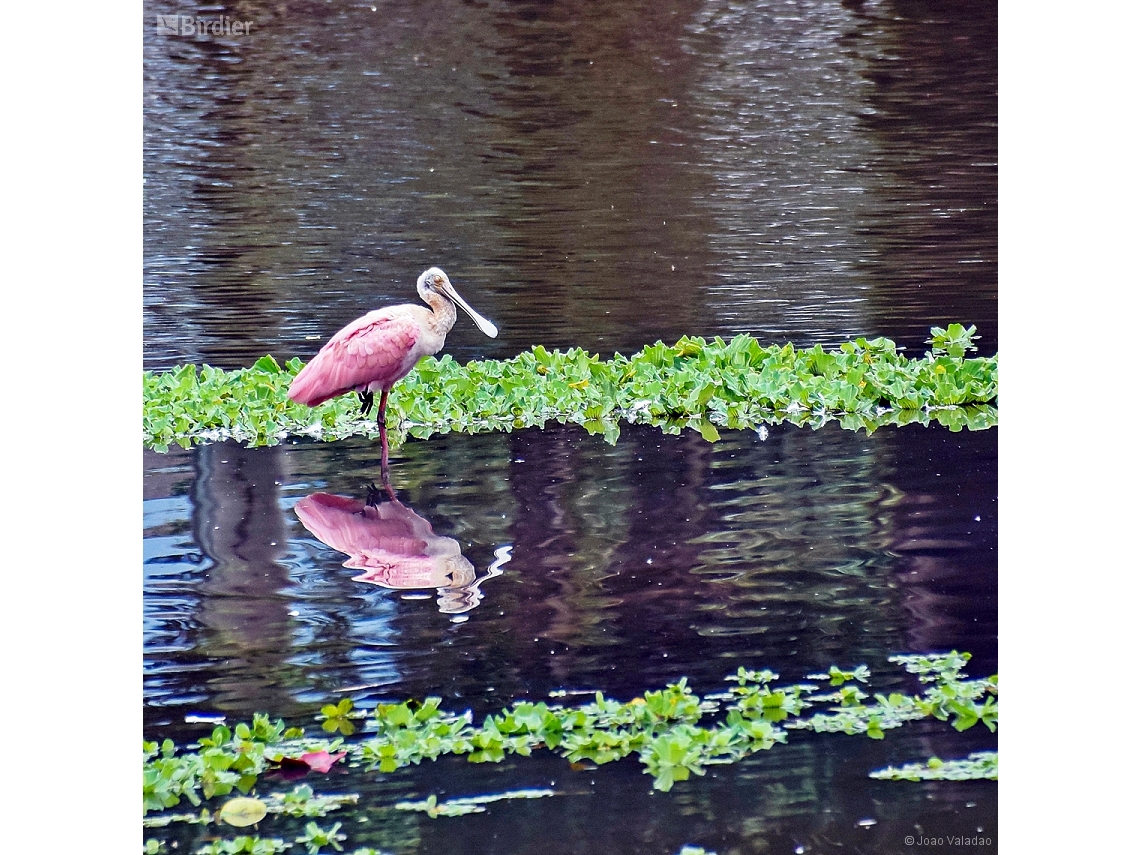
[288,267,498,485]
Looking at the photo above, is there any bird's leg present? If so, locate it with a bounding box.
[358,390,375,417]
[377,388,391,487]
[364,482,394,508]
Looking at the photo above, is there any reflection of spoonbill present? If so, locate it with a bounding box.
[295,490,503,614]
[288,267,498,484]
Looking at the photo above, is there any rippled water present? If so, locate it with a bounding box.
[146,422,996,722]
[144,0,996,372]
[144,422,997,850]
[144,0,997,851]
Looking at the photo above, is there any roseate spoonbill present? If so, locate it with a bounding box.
[288,267,498,483]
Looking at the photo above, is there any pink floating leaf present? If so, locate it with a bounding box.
[299,750,347,774]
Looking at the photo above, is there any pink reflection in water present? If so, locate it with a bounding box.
[295,492,504,614]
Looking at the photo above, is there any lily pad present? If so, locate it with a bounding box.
[219,797,268,827]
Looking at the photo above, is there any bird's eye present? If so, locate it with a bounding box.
[432,275,442,286]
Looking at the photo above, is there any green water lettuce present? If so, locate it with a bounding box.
[144,327,996,451]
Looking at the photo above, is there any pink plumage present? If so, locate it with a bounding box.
[287,308,427,406]
[287,267,498,487]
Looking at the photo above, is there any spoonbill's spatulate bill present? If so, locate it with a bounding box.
[288,267,498,485]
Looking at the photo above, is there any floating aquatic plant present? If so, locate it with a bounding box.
[143,653,995,851]
[143,326,996,451]
[265,785,358,819]
[295,821,347,854]
[218,797,267,828]
[870,751,998,781]
[194,836,290,855]
[144,652,995,828]
[143,714,346,814]
[395,788,555,818]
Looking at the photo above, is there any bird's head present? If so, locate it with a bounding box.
[417,267,498,338]
[417,267,451,298]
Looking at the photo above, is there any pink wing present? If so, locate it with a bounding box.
[288,308,423,406]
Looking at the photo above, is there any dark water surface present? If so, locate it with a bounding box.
[144,423,997,853]
[145,424,997,725]
[144,1,997,851]
[144,0,996,371]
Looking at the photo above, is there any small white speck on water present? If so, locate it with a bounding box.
[185,713,226,725]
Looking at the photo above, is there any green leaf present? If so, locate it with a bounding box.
[696,421,720,442]
[252,355,281,374]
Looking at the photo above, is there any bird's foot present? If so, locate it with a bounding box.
[358,391,375,417]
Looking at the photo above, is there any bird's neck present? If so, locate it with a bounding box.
[422,290,457,337]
